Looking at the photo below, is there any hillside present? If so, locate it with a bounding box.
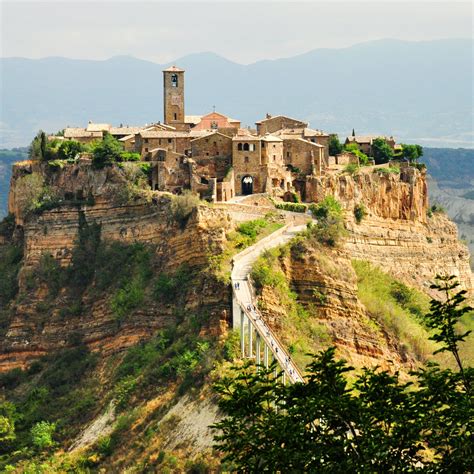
[1,38,472,148]
[0,156,472,470]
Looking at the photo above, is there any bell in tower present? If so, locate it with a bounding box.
[163,66,185,127]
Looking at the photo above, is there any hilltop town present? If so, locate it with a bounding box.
[54,65,407,203]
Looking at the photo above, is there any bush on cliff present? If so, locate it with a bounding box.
[170,191,201,227]
[307,196,346,247]
[372,137,394,164]
[92,132,124,168]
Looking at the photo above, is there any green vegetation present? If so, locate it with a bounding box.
[208,214,283,283]
[328,134,343,156]
[274,201,307,213]
[154,265,194,304]
[14,173,60,217]
[213,276,473,472]
[343,142,369,165]
[344,163,359,174]
[353,203,367,224]
[374,166,400,175]
[170,190,201,227]
[371,137,394,164]
[399,143,423,163]
[0,244,23,308]
[308,196,345,247]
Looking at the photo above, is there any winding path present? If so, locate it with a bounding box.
[231,224,307,384]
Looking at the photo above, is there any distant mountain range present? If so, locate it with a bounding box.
[1,38,473,148]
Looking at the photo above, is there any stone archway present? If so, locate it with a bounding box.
[242,175,254,195]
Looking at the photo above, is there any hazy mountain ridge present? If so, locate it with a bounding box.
[1,38,472,148]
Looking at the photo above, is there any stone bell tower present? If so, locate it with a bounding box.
[163,65,185,127]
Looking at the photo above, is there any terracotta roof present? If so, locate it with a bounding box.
[110,126,143,135]
[139,130,190,138]
[190,131,233,142]
[119,134,135,142]
[86,123,111,132]
[255,114,308,126]
[303,127,328,137]
[64,128,103,139]
[185,115,202,125]
[261,134,283,142]
[232,134,260,141]
[346,135,395,144]
[283,137,324,147]
[189,130,214,138]
[163,65,185,72]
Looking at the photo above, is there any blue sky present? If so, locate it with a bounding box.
[1,1,472,63]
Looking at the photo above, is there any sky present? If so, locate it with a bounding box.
[0,1,472,64]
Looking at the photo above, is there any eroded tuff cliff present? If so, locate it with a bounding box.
[1,161,233,371]
[308,166,472,294]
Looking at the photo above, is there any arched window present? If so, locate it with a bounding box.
[237,143,243,151]
[171,74,178,87]
[243,143,250,151]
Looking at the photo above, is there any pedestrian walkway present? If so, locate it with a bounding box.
[231,224,307,384]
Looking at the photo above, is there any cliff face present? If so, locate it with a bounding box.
[1,162,233,372]
[307,166,472,294]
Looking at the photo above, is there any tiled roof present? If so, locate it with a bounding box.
[190,131,233,142]
[303,127,328,137]
[163,65,185,72]
[185,115,202,125]
[139,130,190,138]
[261,134,283,142]
[110,126,143,135]
[255,114,308,126]
[64,128,103,138]
[86,123,111,132]
[346,135,394,144]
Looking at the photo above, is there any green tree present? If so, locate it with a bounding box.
[372,137,394,164]
[30,421,56,450]
[401,144,424,163]
[0,400,16,445]
[92,132,124,168]
[328,134,343,156]
[58,140,83,160]
[344,142,369,165]
[213,277,473,472]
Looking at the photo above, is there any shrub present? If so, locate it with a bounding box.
[344,163,359,175]
[35,253,63,298]
[374,166,400,175]
[308,197,345,247]
[371,137,394,164]
[154,265,193,303]
[111,277,144,322]
[237,219,267,241]
[354,204,367,224]
[343,143,369,165]
[0,214,15,239]
[328,134,343,156]
[308,196,342,221]
[119,152,141,162]
[430,203,445,214]
[0,244,23,306]
[58,140,83,160]
[275,202,307,213]
[170,191,201,227]
[92,132,124,168]
[30,421,56,450]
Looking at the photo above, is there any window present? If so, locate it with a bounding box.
[262,142,265,148]
[273,144,276,148]
[273,155,276,161]
[174,113,177,120]
[244,156,249,163]
[287,151,291,158]
[145,147,149,152]
[238,143,243,151]
[243,143,250,151]
[168,138,172,143]
[171,74,178,87]
[144,138,149,144]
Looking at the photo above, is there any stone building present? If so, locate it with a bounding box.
[345,135,397,156]
[59,65,340,202]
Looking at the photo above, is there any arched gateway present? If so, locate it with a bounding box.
[242,175,253,195]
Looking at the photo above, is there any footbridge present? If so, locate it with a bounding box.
[231,224,307,384]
